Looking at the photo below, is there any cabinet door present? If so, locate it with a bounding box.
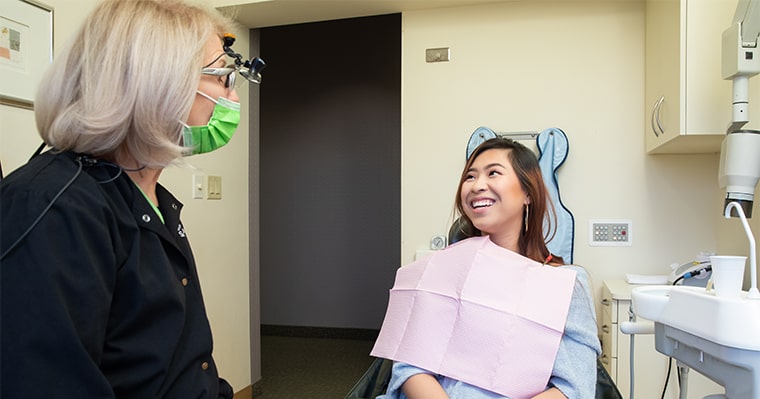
[645,0,757,154]
[600,292,617,378]
[645,0,682,153]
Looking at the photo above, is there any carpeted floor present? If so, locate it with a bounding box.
[259,335,377,399]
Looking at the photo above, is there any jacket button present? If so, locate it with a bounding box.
[172,203,178,210]
[201,362,209,370]
[142,214,151,223]
[181,277,189,286]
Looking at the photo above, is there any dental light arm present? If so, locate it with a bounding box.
[719,0,760,217]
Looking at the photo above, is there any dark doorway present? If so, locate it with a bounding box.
[259,14,401,330]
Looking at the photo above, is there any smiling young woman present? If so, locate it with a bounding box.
[373,137,601,399]
[455,137,560,265]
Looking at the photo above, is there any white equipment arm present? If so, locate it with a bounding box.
[723,0,760,133]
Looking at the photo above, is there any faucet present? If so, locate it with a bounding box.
[724,201,760,298]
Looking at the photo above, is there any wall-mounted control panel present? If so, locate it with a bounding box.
[589,219,632,246]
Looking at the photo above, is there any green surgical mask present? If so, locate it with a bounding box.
[182,92,240,155]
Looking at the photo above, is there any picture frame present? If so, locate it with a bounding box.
[0,0,53,110]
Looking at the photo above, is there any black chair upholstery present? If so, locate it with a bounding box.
[447,216,475,246]
[344,357,392,399]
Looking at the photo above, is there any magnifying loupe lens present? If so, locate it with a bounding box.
[243,57,266,84]
[239,68,261,84]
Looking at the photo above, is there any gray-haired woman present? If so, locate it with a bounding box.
[0,0,262,397]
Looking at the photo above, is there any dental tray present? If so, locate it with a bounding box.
[632,285,760,351]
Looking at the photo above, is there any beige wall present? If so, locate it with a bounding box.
[402,1,721,287]
[0,0,253,391]
[400,0,760,297]
[5,0,759,396]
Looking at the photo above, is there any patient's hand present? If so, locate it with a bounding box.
[401,373,450,399]
[531,387,568,399]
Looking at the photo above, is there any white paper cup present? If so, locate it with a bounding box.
[710,255,746,298]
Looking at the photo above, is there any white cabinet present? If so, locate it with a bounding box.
[600,281,620,385]
[645,0,758,154]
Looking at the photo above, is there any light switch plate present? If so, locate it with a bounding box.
[207,175,222,200]
[192,174,205,199]
[426,47,450,63]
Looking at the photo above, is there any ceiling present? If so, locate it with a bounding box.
[216,0,515,28]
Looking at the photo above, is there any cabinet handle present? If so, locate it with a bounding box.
[602,324,611,334]
[601,354,610,365]
[650,99,658,137]
[651,96,665,137]
[655,97,665,135]
[601,298,610,306]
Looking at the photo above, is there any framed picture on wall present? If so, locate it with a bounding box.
[0,0,53,110]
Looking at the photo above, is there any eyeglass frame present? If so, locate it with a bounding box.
[201,65,237,89]
[201,51,238,89]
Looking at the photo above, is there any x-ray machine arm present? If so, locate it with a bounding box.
[718,0,760,217]
[723,0,760,132]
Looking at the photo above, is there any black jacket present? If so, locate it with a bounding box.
[1,151,233,398]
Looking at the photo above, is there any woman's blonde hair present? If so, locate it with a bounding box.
[35,0,236,168]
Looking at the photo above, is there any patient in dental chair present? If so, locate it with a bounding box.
[371,138,601,399]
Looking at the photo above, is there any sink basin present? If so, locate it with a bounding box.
[630,285,673,321]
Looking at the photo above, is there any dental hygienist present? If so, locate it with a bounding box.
[0,0,262,397]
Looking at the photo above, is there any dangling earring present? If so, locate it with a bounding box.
[524,203,530,233]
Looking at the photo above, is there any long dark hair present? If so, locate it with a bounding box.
[453,137,563,265]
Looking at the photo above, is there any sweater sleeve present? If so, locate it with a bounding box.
[376,361,428,399]
[548,266,603,398]
[376,362,503,399]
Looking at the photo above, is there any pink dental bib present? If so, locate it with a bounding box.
[371,236,577,399]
